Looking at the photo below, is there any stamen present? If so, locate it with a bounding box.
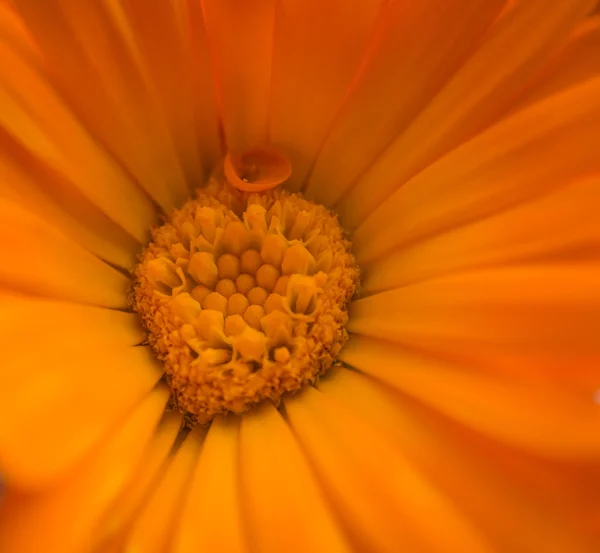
[132,175,359,424]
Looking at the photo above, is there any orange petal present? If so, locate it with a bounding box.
[339,0,596,228]
[339,335,600,457]
[174,416,248,553]
[224,145,291,192]
[362,175,600,293]
[515,15,600,109]
[94,411,183,547]
[11,0,190,212]
[305,0,505,206]
[0,199,130,307]
[239,402,351,553]
[268,0,382,191]
[285,386,490,553]
[0,345,162,488]
[201,0,276,152]
[0,140,138,270]
[315,366,598,552]
[0,38,157,241]
[353,76,600,265]
[123,429,204,553]
[120,0,220,184]
[0,384,169,553]
[0,0,37,62]
[349,265,600,357]
[0,294,146,346]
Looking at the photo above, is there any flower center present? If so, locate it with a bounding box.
[132,163,359,424]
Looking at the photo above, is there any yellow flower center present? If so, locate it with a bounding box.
[132,164,359,424]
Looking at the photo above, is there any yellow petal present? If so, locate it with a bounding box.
[339,0,596,227]
[0,136,138,270]
[349,265,600,355]
[315,366,598,552]
[0,39,157,241]
[120,0,220,182]
[0,199,129,307]
[269,0,382,191]
[239,402,351,553]
[201,0,276,153]
[339,335,600,457]
[11,0,189,212]
[123,429,204,553]
[305,0,505,206]
[94,411,183,547]
[285,385,490,553]
[515,15,600,109]
[353,76,600,264]
[0,293,146,346]
[362,175,600,293]
[0,384,169,553]
[0,345,162,488]
[174,416,248,553]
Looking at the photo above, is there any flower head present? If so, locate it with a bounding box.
[0,1,599,552]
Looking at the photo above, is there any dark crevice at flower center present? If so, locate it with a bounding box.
[131,162,359,425]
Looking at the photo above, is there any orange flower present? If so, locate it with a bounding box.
[1,1,600,552]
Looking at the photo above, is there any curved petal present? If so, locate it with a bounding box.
[349,265,600,356]
[315,366,599,552]
[239,402,351,553]
[0,199,130,308]
[0,294,146,346]
[0,345,162,488]
[304,0,505,206]
[515,15,600,109]
[174,416,248,553]
[362,175,600,293]
[339,0,596,227]
[268,0,383,191]
[0,384,169,553]
[0,38,157,242]
[339,335,600,457]
[123,430,204,553]
[201,0,276,153]
[94,412,183,547]
[0,139,138,270]
[11,0,190,212]
[121,0,220,182]
[353,76,600,265]
[285,386,491,553]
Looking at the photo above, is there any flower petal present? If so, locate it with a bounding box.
[268,0,382,190]
[515,15,600,109]
[304,0,505,206]
[353,76,600,264]
[339,335,600,457]
[362,175,600,293]
[339,0,596,227]
[121,0,221,182]
[201,0,276,153]
[0,199,129,307]
[11,0,190,211]
[0,293,146,346]
[0,38,157,242]
[94,412,183,547]
[0,344,162,488]
[174,416,248,553]
[0,142,138,269]
[123,429,204,553]
[239,402,351,553]
[349,264,600,357]
[285,385,490,553]
[316,366,598,552]
[0,384,169,553]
